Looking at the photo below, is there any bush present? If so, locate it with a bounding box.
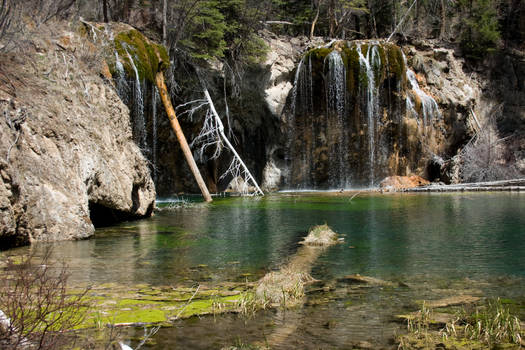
[460,111,519,182]
[0,253,88,350]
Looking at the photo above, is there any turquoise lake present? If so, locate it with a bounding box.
[6,192,525,348]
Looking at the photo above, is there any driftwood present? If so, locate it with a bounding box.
[404,178,525,192]
[155,72,212,202]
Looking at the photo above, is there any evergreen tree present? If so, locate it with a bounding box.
[459,0,501,58]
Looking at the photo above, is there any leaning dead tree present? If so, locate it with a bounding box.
[155,72,213,202]
[178,89,263,196]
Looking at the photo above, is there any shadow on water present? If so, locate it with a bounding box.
[4,192,525,348]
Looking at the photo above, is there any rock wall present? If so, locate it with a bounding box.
[0,23,155,248]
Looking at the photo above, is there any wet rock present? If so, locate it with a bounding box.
[338,274,398,288]
[395,312,455,328]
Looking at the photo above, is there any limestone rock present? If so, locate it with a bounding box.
[0,23,155,248]
[260,30,307,117]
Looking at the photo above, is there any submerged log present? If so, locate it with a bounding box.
[155,72,212,202]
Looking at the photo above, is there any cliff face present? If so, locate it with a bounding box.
[0,23,155,248]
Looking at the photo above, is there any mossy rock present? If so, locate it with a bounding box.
[385,43,406,83]
[113,29,169,83]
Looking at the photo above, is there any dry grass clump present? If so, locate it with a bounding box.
[255,225,339,308]
[300,224,338,246]
[255,268,315,307]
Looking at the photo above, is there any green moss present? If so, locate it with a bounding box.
[307,47,332,61]
[113,29,169,83]
[342,46,360,97]
[385,44,405,84]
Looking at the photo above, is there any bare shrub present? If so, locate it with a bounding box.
[0,252,89,350]
[460,110,520,183]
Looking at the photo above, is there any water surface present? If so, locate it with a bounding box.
[5,192,525,348]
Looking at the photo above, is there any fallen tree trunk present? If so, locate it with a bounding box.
[155,72,212,202]
[403,178,525,192]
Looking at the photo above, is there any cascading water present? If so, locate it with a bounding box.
[282,40,444,190]
[357,44,381,187]
[287,55,315,188]
[324,50,348,187]
[114,52,129,104]
[402,53,441,128]
[152,86,159,184]
[124,46,146,151]
[406,69,441,128]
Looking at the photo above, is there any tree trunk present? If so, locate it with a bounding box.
[162,0,167,46]
[440,0,446,39]
[155,72,213,202]
[310,2,320,39]
[102,0,108,22]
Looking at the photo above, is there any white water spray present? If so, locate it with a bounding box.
[324,50,348,187]
[402,53,441,128]
[357,44,381,187]
[124,46,146,150]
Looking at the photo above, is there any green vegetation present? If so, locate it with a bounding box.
[458,0,501,59]
[398,298,523,349]
[173,0,268,63]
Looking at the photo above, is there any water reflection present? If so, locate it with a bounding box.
[5,193,524,286]
[4,192,525,349]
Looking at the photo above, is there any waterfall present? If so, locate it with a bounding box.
[325,51,346,118]
[283,41,441,190]
[406,69,441,128]
[290,55,314,120]
[152,86,159,184]
[114,52,129,104]
[324,50,348,188]
[402,53,441,128]
[357,44,381,187]
[288,55,315,188]
[124,46,146,151]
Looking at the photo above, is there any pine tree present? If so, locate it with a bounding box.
[459,0,501,58]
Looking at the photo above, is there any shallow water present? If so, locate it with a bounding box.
[5,192,525,348]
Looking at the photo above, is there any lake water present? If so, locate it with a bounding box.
[5,192,525,348]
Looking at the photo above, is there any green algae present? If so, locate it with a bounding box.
[73,282,251,329]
